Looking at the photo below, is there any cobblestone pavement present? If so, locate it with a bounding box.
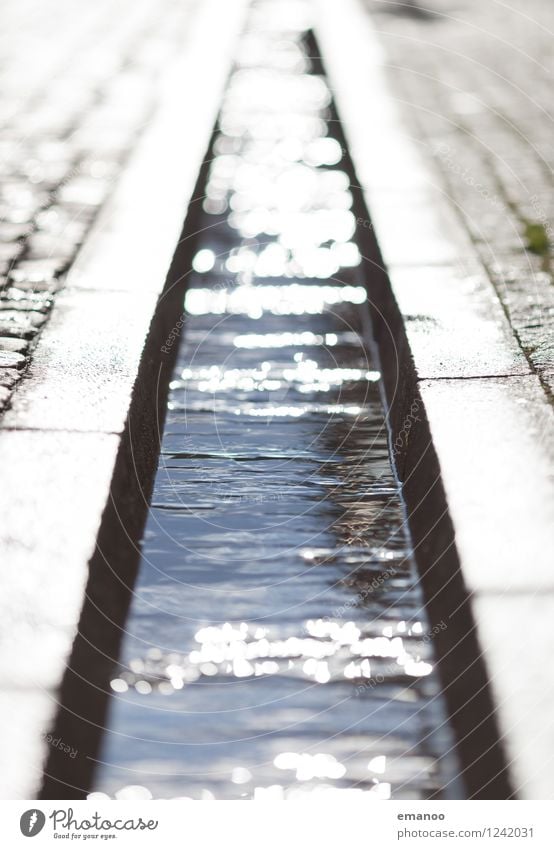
[0,0,198,412]
[363,0,554,400]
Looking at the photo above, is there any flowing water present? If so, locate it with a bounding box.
[91,0,458,800]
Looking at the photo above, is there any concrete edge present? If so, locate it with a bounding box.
[315,0,554,799]
[0,0,249,799]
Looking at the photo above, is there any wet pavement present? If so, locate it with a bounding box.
[91,0,457,801]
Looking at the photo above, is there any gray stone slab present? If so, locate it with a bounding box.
[0,350,26,370]
[2,288,158,433]
[366,189,474,267]
[0,689,57,798]
[0,337,30,354]
[388,264,530,379]
[419,376,554,594]
[0,430,120,685]
[472,594,554,800]
[0,368,19,389]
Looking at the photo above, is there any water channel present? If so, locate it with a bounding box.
[91,0,458,800]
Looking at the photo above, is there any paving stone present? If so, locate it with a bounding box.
[0,336,28,354]
[35,215,89,245]
[0,688,57,798]
[472,595,554,800]
[482,259,554,385]
[6,277,61,294]
[0,222,29,242]
[0,204,34,225]
[0,349,26,369]
[8,261,63,288]
[367,190,474,267]
[0,242,21,263]
[0,310,47,326]
[2,281,158,433]
[388,264,530,379]
[0,386,11,408]
[419,375,554,594]
[0,310,46,339]
[0,296,51,313]
[25,233,78,261]
[0,367,20,388]
[58,177,110,207]
[0,430,120,686]
[1,287,53,309]
[542,372,554,401]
